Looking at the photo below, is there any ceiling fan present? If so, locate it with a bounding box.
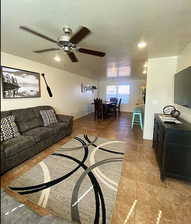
[19,25,106,62]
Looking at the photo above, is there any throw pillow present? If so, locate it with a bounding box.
[40,109,58,127]
[1,115,20,142]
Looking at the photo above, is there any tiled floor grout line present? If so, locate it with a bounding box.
[156,210,162,224]
[123,200,138,224]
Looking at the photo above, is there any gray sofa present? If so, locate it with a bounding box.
[1,106,73,174]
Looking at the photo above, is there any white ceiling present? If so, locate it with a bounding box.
[1,0,191,80]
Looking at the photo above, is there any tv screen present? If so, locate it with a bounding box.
[174,66,191,108]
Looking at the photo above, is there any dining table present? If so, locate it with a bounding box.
[92,101,113,105]
[92,101,117,119]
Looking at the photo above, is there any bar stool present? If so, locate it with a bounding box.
[131,107,143,129]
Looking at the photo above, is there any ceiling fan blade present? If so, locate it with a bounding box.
[20,26,57,43]
[70,26,91,44]
[67,52,78,62]
[78,48,105,57]
[33,48,60,53]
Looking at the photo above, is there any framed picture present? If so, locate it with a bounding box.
[1,66,41,99]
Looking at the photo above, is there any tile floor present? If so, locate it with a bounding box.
[1,112,191,224]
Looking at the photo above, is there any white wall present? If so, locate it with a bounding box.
[98,78,146,112]
[143,56,178,140]
[176,42,191,123]
[1,52,97,119]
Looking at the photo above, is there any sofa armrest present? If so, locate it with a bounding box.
[1,143,4,151]
[0,144,5,174]
[56,114,73,123]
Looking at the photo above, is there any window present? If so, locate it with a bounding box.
[106,85,117,100]
[106,85,130,104]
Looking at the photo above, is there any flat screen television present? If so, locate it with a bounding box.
[174,66,191,108]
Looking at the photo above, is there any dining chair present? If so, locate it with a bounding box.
[116,98,122,114]
[110,97,118,104]
[108,100,117,118]
[94,98,98,120]
[94,98,104,120]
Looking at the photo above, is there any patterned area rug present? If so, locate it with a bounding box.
[9,135,125,223]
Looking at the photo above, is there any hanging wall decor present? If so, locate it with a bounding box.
[81,83,97,93]
[1,66,41,99]
[41,73,53,97]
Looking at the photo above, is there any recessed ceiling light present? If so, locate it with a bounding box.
[137,41,147,49]
[144,62,148,68]
[54,56,61,62]
[143,69,147,74]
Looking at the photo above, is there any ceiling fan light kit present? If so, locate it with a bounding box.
[19,25,106,62]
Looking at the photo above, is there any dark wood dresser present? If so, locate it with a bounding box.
[152,114,191,182]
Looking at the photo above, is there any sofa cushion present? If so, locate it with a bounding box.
[48,122,68,135]
[2,135,35,158]
[23,127,55,143]
[1,111,11,142]
[57,114,73,126]
[1,111,12,118]
[1,115,20,142]
[40,109,58,126]
[33,106,55,126]
[11,108,41,133]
